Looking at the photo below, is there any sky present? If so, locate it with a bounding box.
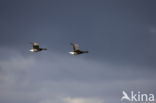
[0,0,156,103]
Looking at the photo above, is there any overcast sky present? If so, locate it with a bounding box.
[0,0,156,103]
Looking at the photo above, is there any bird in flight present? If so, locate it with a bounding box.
[69,43,88,55]
[29,42,47,52]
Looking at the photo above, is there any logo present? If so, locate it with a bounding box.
[121,91,155,103]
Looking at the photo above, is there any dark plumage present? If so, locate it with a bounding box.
[29,42,47,52]
[69,43,88,55]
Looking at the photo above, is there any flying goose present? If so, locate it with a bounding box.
[29,42,47,52]
[69,43,88,55]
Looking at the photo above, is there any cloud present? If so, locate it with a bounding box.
[149,27,156,33]
[1,0,156,102]
[63,97,104,103]
[0,55,35,88]
[0,48,155,103]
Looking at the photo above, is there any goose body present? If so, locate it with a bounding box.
[69,43,88,55]
[29,42,47,52]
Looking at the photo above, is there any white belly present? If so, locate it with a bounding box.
[69,52,77,55]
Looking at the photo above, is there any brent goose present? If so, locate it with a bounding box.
[69,43,88,55]
[29,42,47,52]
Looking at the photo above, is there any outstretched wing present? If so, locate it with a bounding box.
[32,42,40,49]
[71,43,79,51]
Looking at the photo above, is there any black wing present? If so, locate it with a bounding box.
[32,42,40,49]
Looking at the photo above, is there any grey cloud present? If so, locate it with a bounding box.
[0,0,156,103]
[0,48,155,103]
[0,0,156,65]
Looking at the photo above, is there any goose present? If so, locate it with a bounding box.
[29,42,47,52]
[69,43,88,55]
